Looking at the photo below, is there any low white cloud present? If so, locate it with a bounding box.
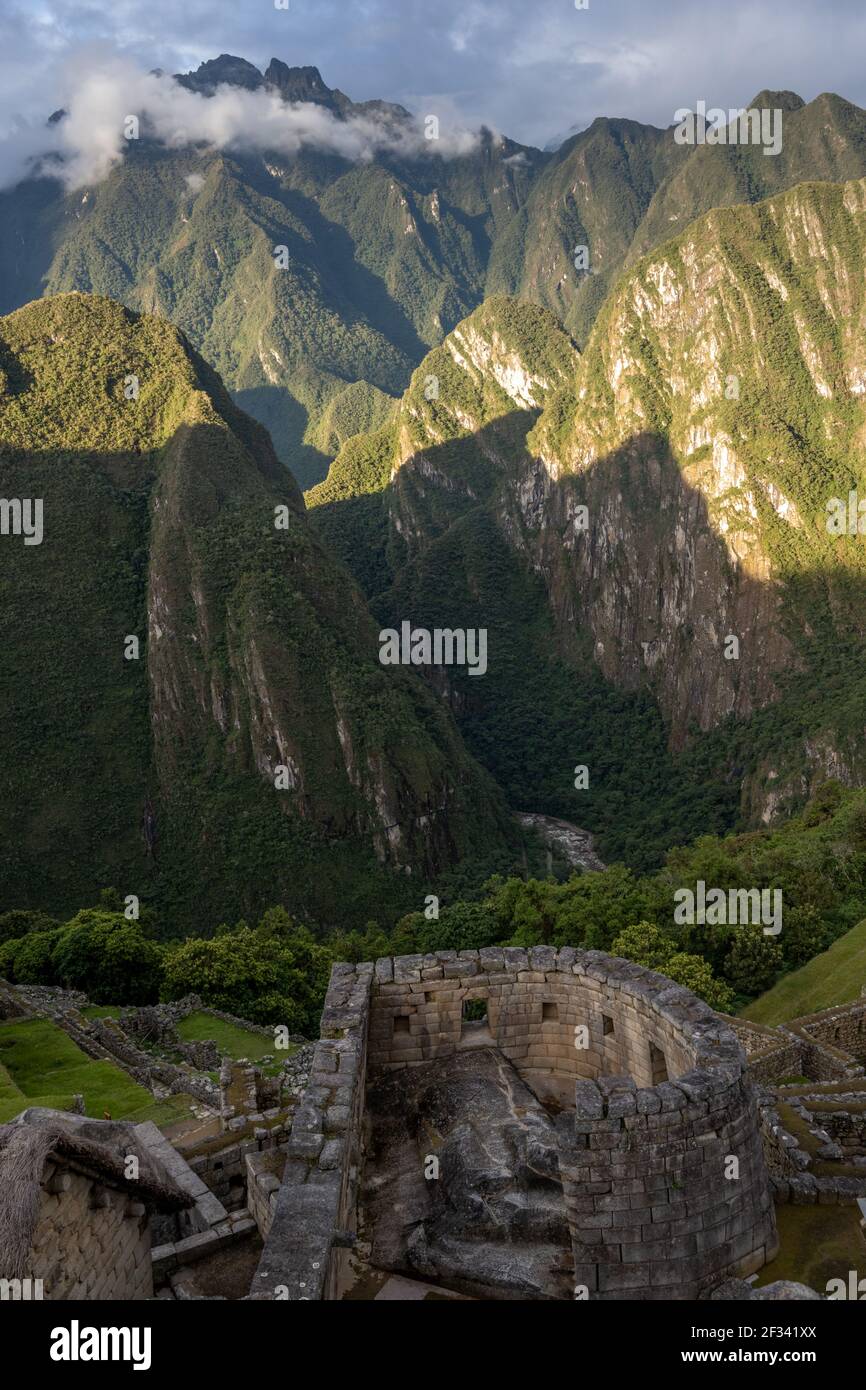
[0,49,481,193]
[3,1,866,164]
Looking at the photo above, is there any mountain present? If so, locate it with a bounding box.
[0,293,513,929]
[6,65,866,876]
[0,56,542,489]
[4,64,866,496]
[487,91,866,346]
[308,297,741,868]
[309,178,866,852]
[543,123,587,153]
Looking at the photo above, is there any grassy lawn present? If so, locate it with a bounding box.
[741,918,866,1025]
[176,1010,286,1064]
[754,1204,866,1293]
[81,1005,122,1019]
[0,1018,153,1123]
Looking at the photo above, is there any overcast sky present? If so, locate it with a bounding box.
[2,0,866,150]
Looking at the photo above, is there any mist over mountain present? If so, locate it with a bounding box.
[6,60,866,492]
[4,54,866,910]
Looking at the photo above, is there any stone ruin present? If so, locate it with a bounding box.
[5,963,866,1300]
[249,947,782,1301]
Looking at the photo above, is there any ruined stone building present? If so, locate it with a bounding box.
[249,948,782,1300]
[2,959,864,1301]
[0,1110,191,1300]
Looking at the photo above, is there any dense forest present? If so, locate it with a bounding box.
[3,780,863,1028]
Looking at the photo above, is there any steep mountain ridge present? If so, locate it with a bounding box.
[0,56,540,487]
[0,293,512,927]
[309,298,741,867]
[522,175,866,767]
[310,180,866,843]
[491,90,866,345]
[6,63,866,490]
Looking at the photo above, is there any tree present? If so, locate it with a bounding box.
[418,902,502,953]
[610,923,733,1010]
[609,922,676,971]
[51,911,163,1003]
[554,866,660,950]
[724,927,784,996]
[663,953,735,1012]
[328,921,392,964]
[484,876,559,946]
[0,910,60,945]
[779,904,832,970]
[2,929,62,984]
[161,926,331,1032]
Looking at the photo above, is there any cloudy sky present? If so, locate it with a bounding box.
[2,0,866,152]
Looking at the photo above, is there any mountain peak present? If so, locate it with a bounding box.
[175,54,265,95]
[174,54,342,111]
[747,89,805,112]
[264,60,333,104]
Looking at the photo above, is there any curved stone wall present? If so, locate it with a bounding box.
[253,947,778,1300]
[370,946,710,1100]
[369,946,778,1299]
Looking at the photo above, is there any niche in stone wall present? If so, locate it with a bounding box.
[542,1002,559,1022]
[393,1015,410,1035]
[650,1041,668,1083]
[602,1013,615,1036]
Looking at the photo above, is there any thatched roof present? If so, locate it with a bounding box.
[0,1108,193,1281]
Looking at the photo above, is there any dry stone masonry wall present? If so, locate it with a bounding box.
[254,948,778,1300]
[249,963,371,1300]
[29,1163,153,1301]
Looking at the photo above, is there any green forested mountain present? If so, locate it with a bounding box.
[488,90,866,345]
[5,62,866,907]
[0,56,541,488]
[4,63,866,491]
[308,296,739,867]
[308,178,866,861]
[0,293,514,930]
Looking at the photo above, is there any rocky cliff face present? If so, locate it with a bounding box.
[312,183,866,831]
[522,179,866,756]
[0,293,511,924]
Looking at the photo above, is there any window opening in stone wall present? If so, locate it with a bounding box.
[542,1001,559,1021]
[463,998,488,1024]
[393,1015,410,1035]
[459,995,491,1046]
[602,1013,615,1036]
[650,1041,668,1083]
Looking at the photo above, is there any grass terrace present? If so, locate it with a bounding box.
[753,1204,866,1293]
[0,1017,154,1124]
[176,1010,296,1071]
[741,918,866,1025]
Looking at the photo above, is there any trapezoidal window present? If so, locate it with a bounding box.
[602,1013,615,1037]
[649,1042,668,1083]
[542,1001,559,1022]
[393,1015,410,1035]
[462,998,488,1025]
